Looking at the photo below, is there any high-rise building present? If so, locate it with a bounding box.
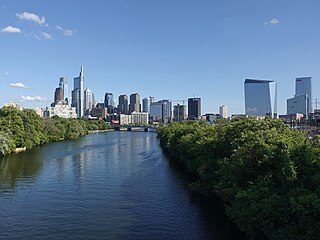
[188,97,201,120]
[84,88,95,112]
[71,66,84,118]
[173,104,187,122]
[150,100,172,123]
[287,94,308,116]
[219,105,228,118]
[142,97,154,113]
[295,77,312,114]
[286,77,313,116]
[54,87,64,103]
[59,77,68,103]
[244,79,277,118]
[118,94,128,114]
[129,93,141,113]
[104,92,114,114]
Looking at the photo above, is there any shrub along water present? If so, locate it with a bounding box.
[157,118,320,240]
[0,106,110,157]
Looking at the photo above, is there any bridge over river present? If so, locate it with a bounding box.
[113,125,157,132]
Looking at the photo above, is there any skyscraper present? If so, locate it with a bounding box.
[286,77,312,116]
[54,87,63,103]
[142,97,154,113]
[244,79,277,118]
[104,92,114,114]
[150,100,172,123]
[129,93,141,113]
[219,105,228,118]
[188,97,201,120]
[71,66,84,118]
[118,94,128,114]
[84,88,95,112]
[59,77,68,103]
[173,104,187,122]
[296,77,312,114]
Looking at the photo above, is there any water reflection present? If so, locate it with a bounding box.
[0,149,42,192]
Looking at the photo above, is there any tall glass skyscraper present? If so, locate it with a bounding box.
[118,94,128,114]
[59,77,68,103]
[71,66,84,118]
[150,100,172,123]
[244,79,277,118]
[188,97,201,120]
[142,97,154,113]
[104,92,114,114]
[84,88,95,112]
[295,77,312,114]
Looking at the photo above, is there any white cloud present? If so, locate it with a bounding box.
[41,32,53,39]
[56,25,77,36]
[20,96,46,102]
[10,82,30,89]
[56,25,63,31]
[16,11,48,26]
[1,26,21,33]
[265,18,279,26]
[33,32,53,40]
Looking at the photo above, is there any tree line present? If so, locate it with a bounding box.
[0,106,110,157]
[157,118,320,240]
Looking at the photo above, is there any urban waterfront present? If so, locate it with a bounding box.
[0,131,243,240]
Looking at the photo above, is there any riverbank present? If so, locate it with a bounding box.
[157,118,320,240]
[0,106,110,157]
[88,129,114,134]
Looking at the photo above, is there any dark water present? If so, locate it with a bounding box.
[0,131,244,240]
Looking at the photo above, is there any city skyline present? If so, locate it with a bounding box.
[1,1,320,115]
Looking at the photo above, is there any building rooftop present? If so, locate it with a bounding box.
[245,79,274,83]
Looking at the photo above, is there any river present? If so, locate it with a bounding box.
[0,131,245,240]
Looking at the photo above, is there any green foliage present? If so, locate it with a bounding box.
[0,131,15,156]
[0,107,110,156]
[158,118,320,239]
[0,107,25,147]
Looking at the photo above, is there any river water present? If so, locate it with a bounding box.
[0,131,244,240]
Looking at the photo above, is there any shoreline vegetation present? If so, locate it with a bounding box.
[0,106,111,157]
[157,118,320,240]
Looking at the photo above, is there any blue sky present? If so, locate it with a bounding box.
[1,0,320,115]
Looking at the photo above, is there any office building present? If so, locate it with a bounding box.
[287,94,308,116]
[173,104,187,122]
[131,112,149,125]
[142,97,154,113]
[59,77,68,103]
[84,88,95,113]
[54,87,64,103]
[104,92,114,114]
[219,105,228,118]
[47,101,77,119]
[150,100,172,123]
[129,93,141,113]
[71,66,84,118]
[287,77,312,116]
[119,114,132,125]
[244,79,277,118]
[90,103,108,119]
[118,94,129,114]
[188,97,201,120]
